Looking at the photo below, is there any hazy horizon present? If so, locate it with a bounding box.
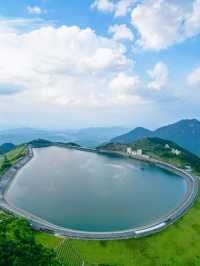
[0,117,199,132]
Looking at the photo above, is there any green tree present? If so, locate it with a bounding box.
[0,213,60,266]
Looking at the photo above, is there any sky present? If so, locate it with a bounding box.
[0,0,200,130]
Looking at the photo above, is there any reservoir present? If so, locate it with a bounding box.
[6,146,188,232]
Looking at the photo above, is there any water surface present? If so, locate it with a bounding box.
[6,147,187,232]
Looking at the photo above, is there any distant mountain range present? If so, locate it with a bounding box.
[111,119,200,157]
[0,127,130,148]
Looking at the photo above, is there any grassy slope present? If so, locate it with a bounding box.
[0,145,27,175]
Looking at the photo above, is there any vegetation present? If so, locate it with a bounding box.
[29,139,81,148]
[56,239,85,266]
[99,137,200,176]
[0,145,27,175]
[0,143,16,154]
[0,212,60,266]
[29,139,53,148]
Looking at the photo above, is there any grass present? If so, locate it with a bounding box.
[0,145,27,175]
[35,185,200,266]
[35,232,63,249]
[6,145,27,163]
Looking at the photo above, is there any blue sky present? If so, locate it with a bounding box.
[0,0,200,129]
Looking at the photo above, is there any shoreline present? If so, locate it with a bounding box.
[0,144,198,240]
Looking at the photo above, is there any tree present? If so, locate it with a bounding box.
[0,213,60,266]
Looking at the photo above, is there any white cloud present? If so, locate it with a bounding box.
[91,0,200,50]
[131,0,200,50]
[187,67,200,86]
[109,24,134,41]
[185,0,200,37]
[91,0,114,13]
[91,0,135,17]
[131,0,185,50]
[109,72,140,93]
[147,62,168,91]
[0,18,140,112]
[27,6,44,15]
[114,0,134,17]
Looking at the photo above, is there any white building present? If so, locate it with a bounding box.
[171,148,181,156]
[127,147,143,156]
[136,149,143,156]
[127,147,132,155]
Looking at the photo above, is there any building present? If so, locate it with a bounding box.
[136,149,143,156]
[171,148,181,156]
[127,147,143,156]
[127,147,132,155]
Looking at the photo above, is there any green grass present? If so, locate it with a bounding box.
[0,145,27,175]
[6,145,27,163]
[35,232,63,249]
[56,239,85,266]
[35,188,200,266]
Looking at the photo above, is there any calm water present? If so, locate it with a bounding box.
[6,147,187,232]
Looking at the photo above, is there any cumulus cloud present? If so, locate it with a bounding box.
[187,67,200,86]
[131,0,200,50]
[27,6,44,15]
[109,24,134,41]
[147,62,168,91]
[0,18,141,112]
[109,72,140,93]
[91,0,135,17]
[91,0,114,13]
[185,0,200,37]
[114,0,135,17]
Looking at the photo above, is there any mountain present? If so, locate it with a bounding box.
[0,127,129,148]
[0,143,16,154]
[110,127,152,144]
[99,137,200,175]
[111,119,200,156]
[72,127,130,147]
[29,139,81,148]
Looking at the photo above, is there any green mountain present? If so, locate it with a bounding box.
[111,119,200,157]
[29,139,81,148]
[99,137,200,175]
[0,143,16,154]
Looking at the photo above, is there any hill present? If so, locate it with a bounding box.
[0,127,129,148]
[29,139,81,148]
[111,119,200,156]
[99,137,200,175]
[0,143,16,154]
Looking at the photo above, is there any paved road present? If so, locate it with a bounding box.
[0,145,198,240]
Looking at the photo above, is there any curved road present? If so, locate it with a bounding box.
[0,145,198,240]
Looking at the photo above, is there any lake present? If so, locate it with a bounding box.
[6,146,187,232]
